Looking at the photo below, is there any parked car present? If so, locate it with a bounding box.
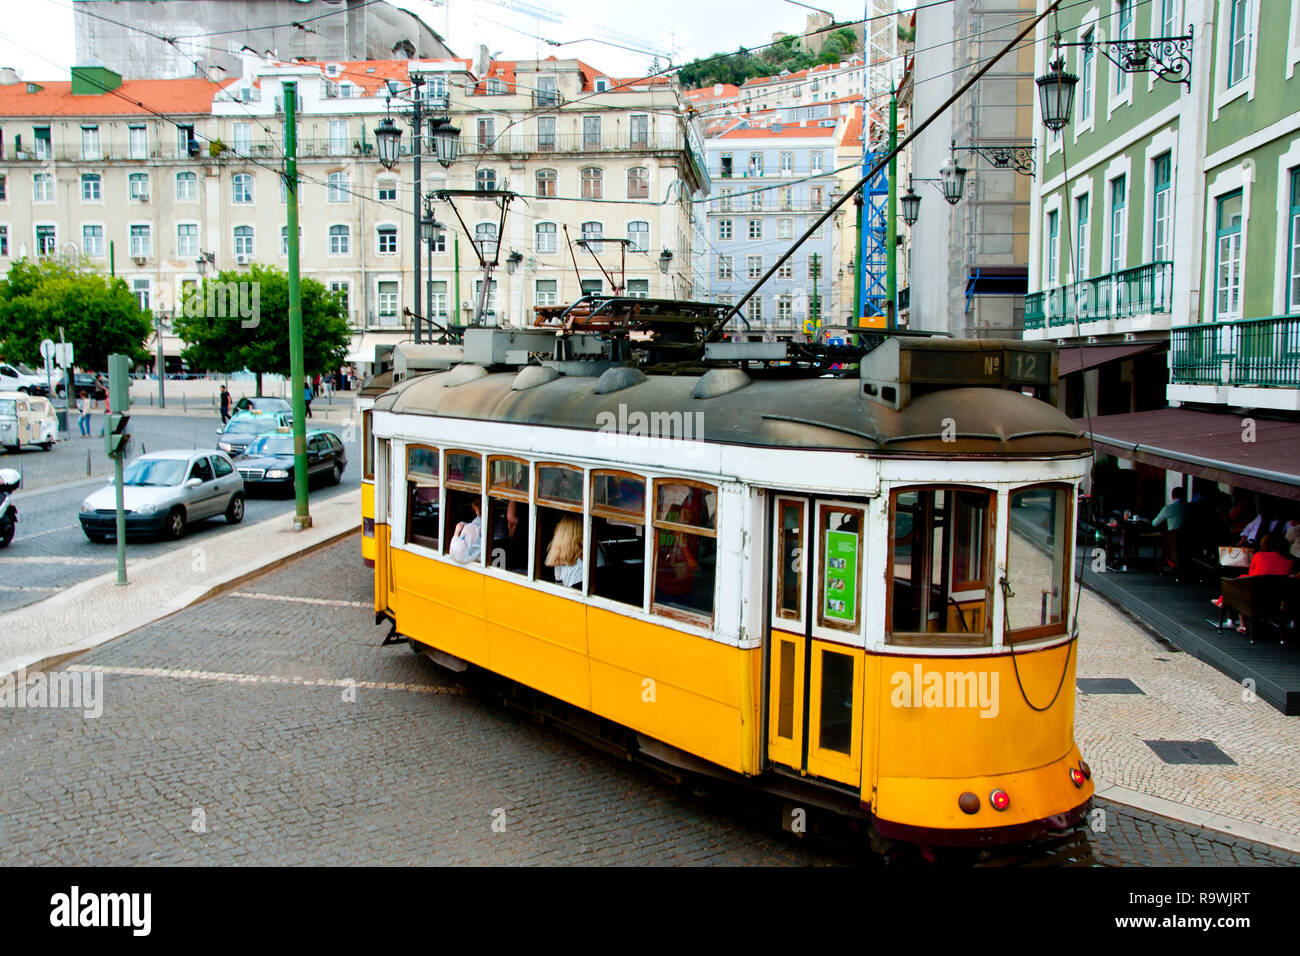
[0,391,58,451]
[232,396,293,416]
[235,429,347,495]
[78,450,245,541]
[55,373,108,401]
[215,410,292,456]
[0,362,47,395]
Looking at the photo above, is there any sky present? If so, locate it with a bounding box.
[0,0,903,84]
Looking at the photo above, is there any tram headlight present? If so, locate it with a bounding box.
[1069,767,1086,787]
[989,789,1010,811]
[958,792,980,814]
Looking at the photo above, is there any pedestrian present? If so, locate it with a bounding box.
[304,382,313,419]
[77,391,91,436]
[219,385,231,425]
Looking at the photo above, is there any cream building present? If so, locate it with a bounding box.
[0,56,708,367]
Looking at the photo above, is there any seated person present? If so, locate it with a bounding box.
[449,500,483,564]
[1214,534,1295,631]
[544,515,583,589]
[1151,487,1188,531]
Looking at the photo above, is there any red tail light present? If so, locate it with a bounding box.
[1069,767,1085,787]
[989,789,1010,811]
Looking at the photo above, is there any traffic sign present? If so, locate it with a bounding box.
[39,339,55,362]
[55,342,74,368]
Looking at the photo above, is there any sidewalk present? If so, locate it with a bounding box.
[1073,576,1300,852]
[0,489,360,677]
[125,378,357,420]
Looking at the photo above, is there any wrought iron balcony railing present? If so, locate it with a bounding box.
[1170,314,1300,388]
[1024,261,1173,330]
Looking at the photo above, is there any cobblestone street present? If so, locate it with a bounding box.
[0,539,1295,866]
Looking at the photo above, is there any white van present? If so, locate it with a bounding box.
[0,391,58,451]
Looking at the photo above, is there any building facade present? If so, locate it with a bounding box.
[74,0,454,80]
[908,0,1037,338]
[705,120,841,337]
[0,55,708,364]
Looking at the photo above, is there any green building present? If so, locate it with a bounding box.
[1026,0,1299,514]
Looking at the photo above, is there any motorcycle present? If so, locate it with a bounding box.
[0,467,18,548]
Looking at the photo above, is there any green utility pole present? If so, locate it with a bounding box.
[810,253,820,332]
[886,95,898,331]
[109,240,115,278]
[105,353,131,586]
[283,81,311,530]
[454,235,462,329]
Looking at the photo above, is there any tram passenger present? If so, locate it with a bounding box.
[449,500,483,564]
[491,499,529,572]
[544,516,584,589]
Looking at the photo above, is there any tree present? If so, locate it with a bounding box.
[172,263,351,396]
[0,258,152,370]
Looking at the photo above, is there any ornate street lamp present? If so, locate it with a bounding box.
[900,177,921,227]
[658,249,673,274]
[950,137,1037,176]
[938,154,966,205]
[428,116,461,168]
[504,250,523,275]
[1036,57,1078,133]
[374,117,402,170]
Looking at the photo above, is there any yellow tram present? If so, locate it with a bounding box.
[368,310,1094,846]
[356,368,392,568]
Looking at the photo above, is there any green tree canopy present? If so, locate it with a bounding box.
[172,263,350,394]
[677,27,861,89]
[0,258,152,369]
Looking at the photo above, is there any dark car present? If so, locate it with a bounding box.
[233,396,293,416]
[235,429,347,495]
[215,411,292,457]
[56,373,108,400]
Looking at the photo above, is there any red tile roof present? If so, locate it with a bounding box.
[715,121,839,139]
[0,76,229,117]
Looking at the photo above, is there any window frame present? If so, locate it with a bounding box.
[176,171,198,202]
[650,477,717,627]
[1214,189,1244,321]
[533,462,585,592]
[405,443,441,552]
[1004,482,1074,644]
[588,468,648,612]
[1289,168,1300,314]
[885,484,997,648]
[771,495,808,632]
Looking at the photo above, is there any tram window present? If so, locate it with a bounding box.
[816,505,864,632]
[405,444,439,549]
[443,451,483,556]
[775,499,804,622]
[362,411,373,480]
[536,464,584,588]
[652,480,717,622]
[888,487,994,644]
[1006,484,1071,641]
[487,457,529,575]
[590,471,646,608]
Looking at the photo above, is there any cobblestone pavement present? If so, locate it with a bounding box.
[0,539,1294,866]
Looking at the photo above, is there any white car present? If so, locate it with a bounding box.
[0,362,47,395]
[78,449,245,541]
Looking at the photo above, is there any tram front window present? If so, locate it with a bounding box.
[889,487,994,643]
[591,471,646,607]
[1005,484,1071,640]
[652,480,717,621]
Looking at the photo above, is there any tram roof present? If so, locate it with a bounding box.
[358,369,394,397]
[373,368,1090,458]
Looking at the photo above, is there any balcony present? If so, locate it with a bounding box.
[1023,261,1172,340]
[1167,314,1300,411]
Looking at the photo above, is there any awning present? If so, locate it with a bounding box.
[1076,407,1300,499]
[965,266,1027,297]
[1057,342,1160,376]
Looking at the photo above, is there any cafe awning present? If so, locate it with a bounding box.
[1057,342,1159,376]
[345,332,409,365]
[1076,407,1300,499]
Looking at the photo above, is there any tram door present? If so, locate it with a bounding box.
[766,495,864,787]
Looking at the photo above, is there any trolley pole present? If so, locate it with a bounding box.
[283,80,311,530]
[886,95,898,331]
[412,77,424,344]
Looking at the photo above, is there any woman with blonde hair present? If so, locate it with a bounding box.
[545,515,584,589]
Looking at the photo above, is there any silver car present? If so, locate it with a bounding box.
[78,449,245,541]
